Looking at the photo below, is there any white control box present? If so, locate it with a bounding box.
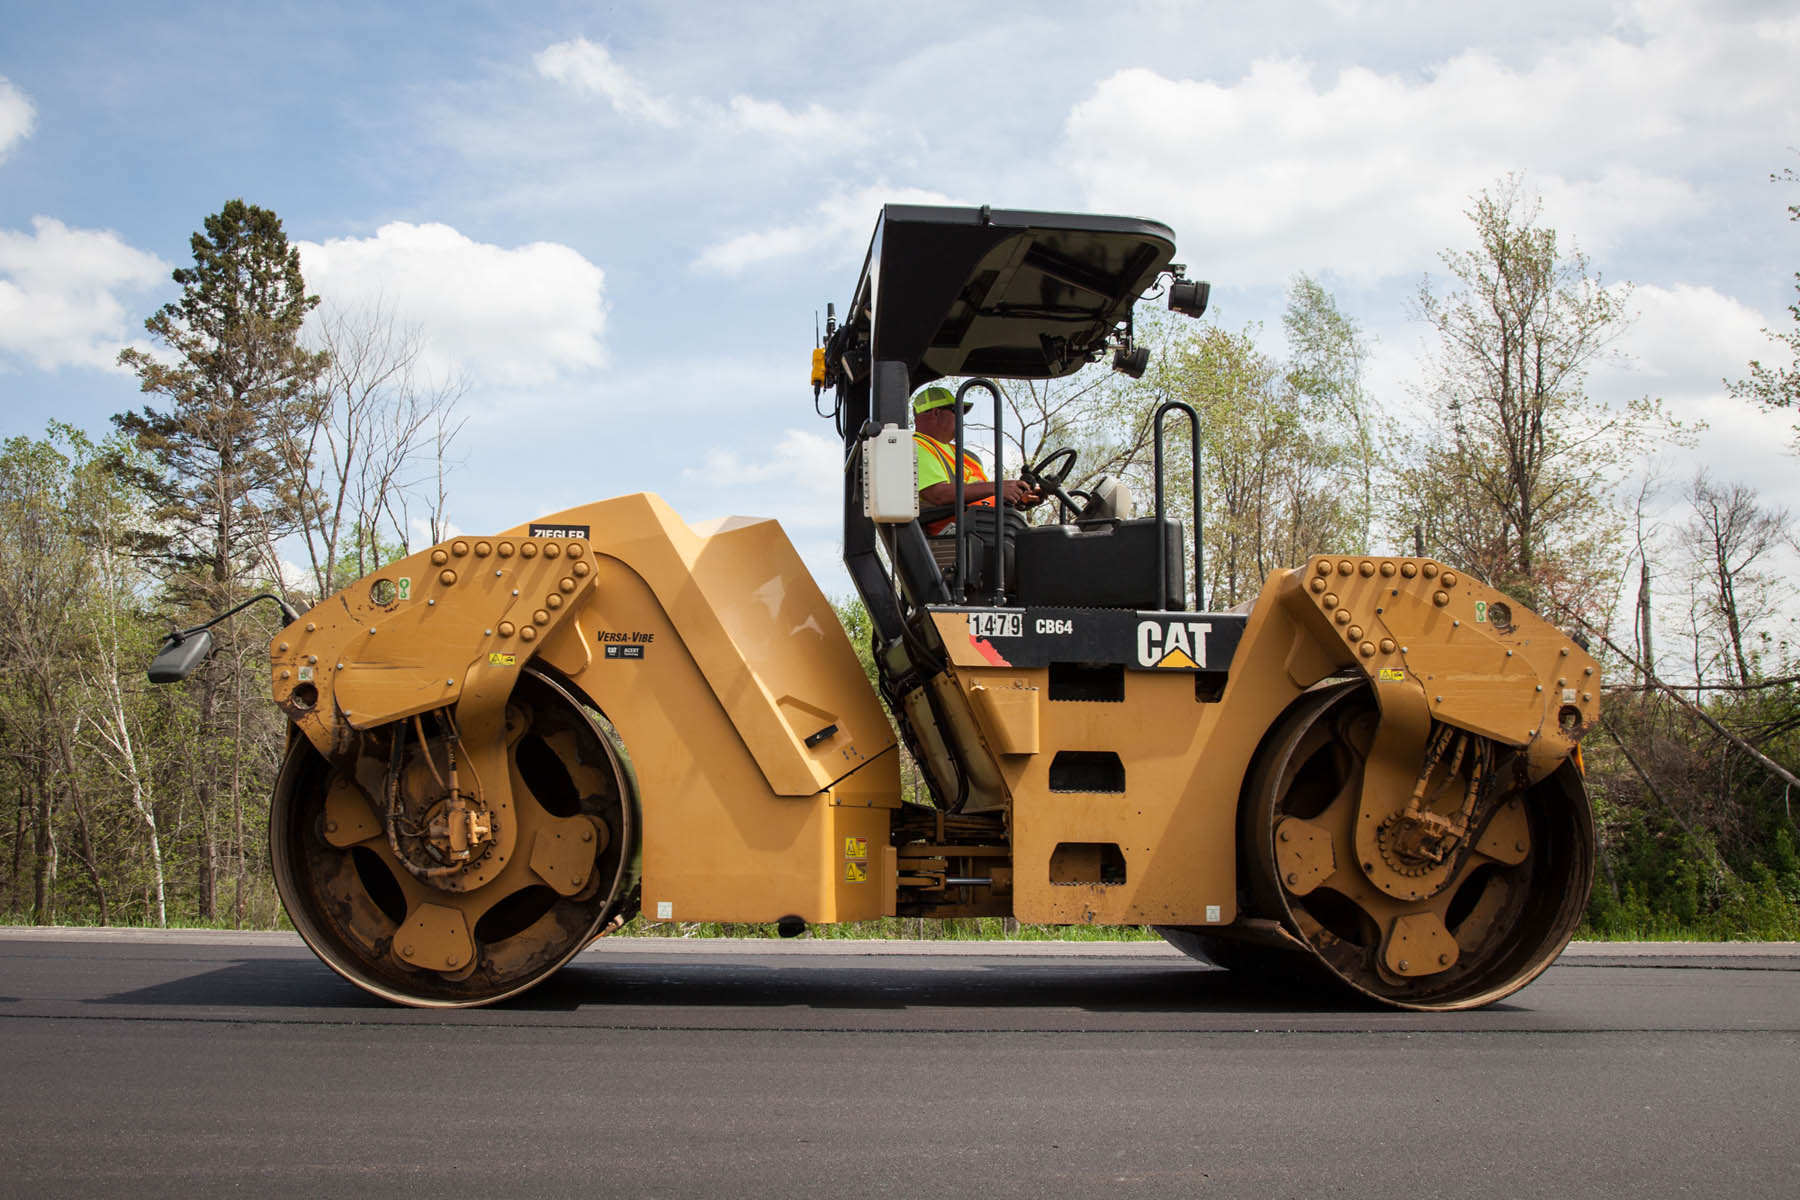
[862,424,919,523]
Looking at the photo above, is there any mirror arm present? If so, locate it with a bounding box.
[165,592,300,642]
[148,592,302,683]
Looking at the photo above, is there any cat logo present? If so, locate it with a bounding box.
[1137,619,1213,669]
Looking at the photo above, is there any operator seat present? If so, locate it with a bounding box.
[926,507,1185,611]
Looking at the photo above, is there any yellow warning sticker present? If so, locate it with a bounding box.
[844,861,868,883]
[844,836,868,860]
[488,652,516,666]
[1378,667,1405,682]
[1155,647,1200,669]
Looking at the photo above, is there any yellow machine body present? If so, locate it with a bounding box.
[273,493,901,932]
[268,495,1595,986]
[919,554,1596,998]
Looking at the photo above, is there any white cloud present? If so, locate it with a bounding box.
[534,37,680,127]
[408,516,464,547]
[595,357,799,415]
[0,217,168,371]
[297,222,607,387]
[725,95,870,147]
[1605,282,1780,405]
[686,427,840,490]
[683,427,841,529]
[1595,281,1800,510]
[694,184,962,274]
[277,557,313,593]
[534,37,872,153]
[693,225,814,276]
[1582,276,1800,636]
[0,76,32,161]
[1064,4,1797,285]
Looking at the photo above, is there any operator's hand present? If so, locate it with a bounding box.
[1001,479,1042,507]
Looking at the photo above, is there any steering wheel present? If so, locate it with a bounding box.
[1021,446,1084,516]
[1022,446,1078,493]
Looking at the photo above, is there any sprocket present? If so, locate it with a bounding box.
[1376,813,1440,878]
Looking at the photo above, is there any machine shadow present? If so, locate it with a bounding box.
[94,955,1375,1017]
[515,957,1364,1015]
[97,958,383,1010]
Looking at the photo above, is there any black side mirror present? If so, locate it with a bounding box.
[148,629,215,684]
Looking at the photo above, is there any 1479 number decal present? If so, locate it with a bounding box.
[967,611,1023,638]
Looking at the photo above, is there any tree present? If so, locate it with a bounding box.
[69,435,171,926]
[277,299,467,601]
[114,199,325,924]
[1152,317,1366,607]
[1680,474,1790,687]
[1000,367,1158,517]
[0,427,156,924]
[0,431,86,922]
[115,199,327,607]
[1399,175,1656,619]
[1728,162,1800,431]
[1284,274,1375,553]
[985,279,1375,609]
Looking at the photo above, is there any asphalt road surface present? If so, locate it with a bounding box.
[2,931,1796,1199]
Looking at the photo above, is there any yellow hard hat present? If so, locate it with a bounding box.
[912,385,968,414]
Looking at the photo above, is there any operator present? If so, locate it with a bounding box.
[911,385,1041,535]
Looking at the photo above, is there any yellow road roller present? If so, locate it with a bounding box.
[152,205,1597,1009]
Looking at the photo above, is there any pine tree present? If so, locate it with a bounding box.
[115,199,327,609]
[114,199,326,923]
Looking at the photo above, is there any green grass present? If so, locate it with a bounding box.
[0,913,295,932]
[8,910,1796,942]
[1581,859,1800,942]
[0,910,1163,940]
[15,890,1796,943]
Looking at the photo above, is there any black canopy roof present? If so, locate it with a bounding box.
[843,204,1177,388]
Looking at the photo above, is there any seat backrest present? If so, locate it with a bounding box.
[928,507,1029,602]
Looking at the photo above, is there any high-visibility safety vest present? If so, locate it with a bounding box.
[914,433,992,535]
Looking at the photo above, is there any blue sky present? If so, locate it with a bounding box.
[3,0,1797,600]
